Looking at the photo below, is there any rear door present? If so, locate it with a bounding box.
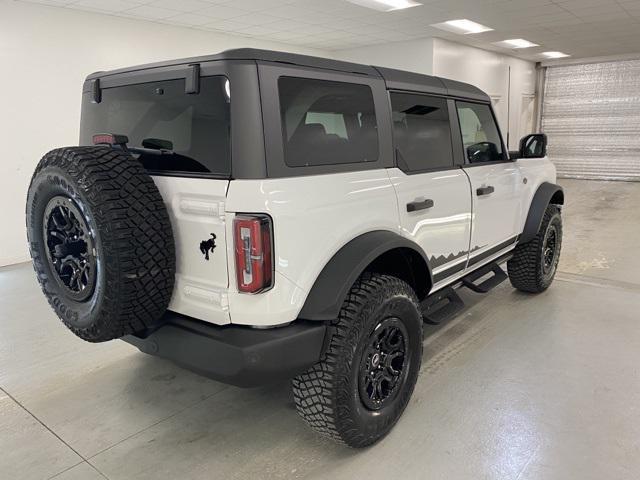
[80,72,233,324]
[388,92,472,289]
[455,101,523,267]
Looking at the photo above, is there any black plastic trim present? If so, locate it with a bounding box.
[376,66,489,102]
[85,48,487,103]
[185,63,200,94]
[298,230,431,321]
[448,99,465,167]
[123,313,327,387]
[90,78,101,104]
[520,182,564,243]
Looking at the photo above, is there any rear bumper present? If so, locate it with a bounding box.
[123,312,327,387]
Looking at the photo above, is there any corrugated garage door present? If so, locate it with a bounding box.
[542,60,640,181]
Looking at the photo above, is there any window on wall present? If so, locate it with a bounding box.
[391,93,453,172]
[278,77,378,167]
[456,101,505,163]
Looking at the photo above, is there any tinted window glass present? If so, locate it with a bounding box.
[391,93,453,172]
[278,77,378,167]
[456,101,504,163]
[80,76,231,176]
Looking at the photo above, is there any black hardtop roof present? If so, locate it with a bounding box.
[87,48,490,102]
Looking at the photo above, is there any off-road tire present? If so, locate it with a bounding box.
[26,146,175,342]
[508,204,562,293]
[292,273,423,448]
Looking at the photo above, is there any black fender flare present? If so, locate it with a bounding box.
[520,182,564,244]
[298,230,431,321]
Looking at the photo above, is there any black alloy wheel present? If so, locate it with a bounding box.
[43,196,97,302]
[358,318,409,411]
[542,224,559,276]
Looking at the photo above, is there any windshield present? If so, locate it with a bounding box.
[80,76,231,176]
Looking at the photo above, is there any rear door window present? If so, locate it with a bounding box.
[80,76,231,176]
[278,77,378,167]
[391,93,454,172]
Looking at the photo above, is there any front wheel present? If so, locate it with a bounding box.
[292,273,423,448]
[508,204,563,293]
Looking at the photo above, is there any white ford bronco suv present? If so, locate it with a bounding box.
[26,49,563,448]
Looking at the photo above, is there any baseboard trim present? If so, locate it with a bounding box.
[0,256,30,268]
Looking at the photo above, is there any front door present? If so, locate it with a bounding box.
[456,101,523,268]
[389,92,472,291]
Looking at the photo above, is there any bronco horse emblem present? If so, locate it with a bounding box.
[199,233,216,261]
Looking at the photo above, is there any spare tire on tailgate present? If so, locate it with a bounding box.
[26,146,175,342]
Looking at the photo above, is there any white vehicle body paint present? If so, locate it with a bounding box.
[151,176,232,325]
[154,157,555,328]
[225,169,399,326]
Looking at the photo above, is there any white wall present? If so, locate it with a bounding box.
[338,38,434,76]
[336,37,537,150]
[431,38,537,149]
[0,0,328,266]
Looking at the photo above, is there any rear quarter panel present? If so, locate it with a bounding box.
[225,169,399,326]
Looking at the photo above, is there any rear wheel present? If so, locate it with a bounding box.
[292,273,423,447]
[508,204,562,293]
[26,146,175,342]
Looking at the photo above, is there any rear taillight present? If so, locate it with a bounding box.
[233,215,273,293]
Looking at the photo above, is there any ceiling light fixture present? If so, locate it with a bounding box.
[494,38,540,49]
[541,51,570,58]
[346,0,422,12]
[431,19,494,35]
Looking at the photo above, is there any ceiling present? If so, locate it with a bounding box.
[18,0,640,60]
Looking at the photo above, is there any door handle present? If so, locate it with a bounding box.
[476,186,495,196]
[406,198,434,212]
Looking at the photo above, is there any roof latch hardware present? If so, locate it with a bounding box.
[185,63,200,94]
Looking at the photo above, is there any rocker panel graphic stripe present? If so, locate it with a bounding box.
[430,236,518,284]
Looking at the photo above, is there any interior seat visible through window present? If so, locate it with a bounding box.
[278,77,379,167]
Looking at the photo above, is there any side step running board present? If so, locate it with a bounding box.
[420,287,464,325]
[420,261,509,325]
[461,263,508,293]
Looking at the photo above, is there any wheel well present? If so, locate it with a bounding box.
[550,189,564,205]
[365,247,431,300]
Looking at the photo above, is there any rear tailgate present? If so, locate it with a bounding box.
[152,176,230,324]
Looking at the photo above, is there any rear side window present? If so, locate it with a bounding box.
[456,101,505,163]
[278,77,378,167]
[391,93,453,172]
[80,76,231,176]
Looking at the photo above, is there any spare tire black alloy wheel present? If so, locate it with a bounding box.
[43,196,96,302]
[26,146,175,342]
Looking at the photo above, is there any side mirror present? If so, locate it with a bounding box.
[518,133,547,159]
